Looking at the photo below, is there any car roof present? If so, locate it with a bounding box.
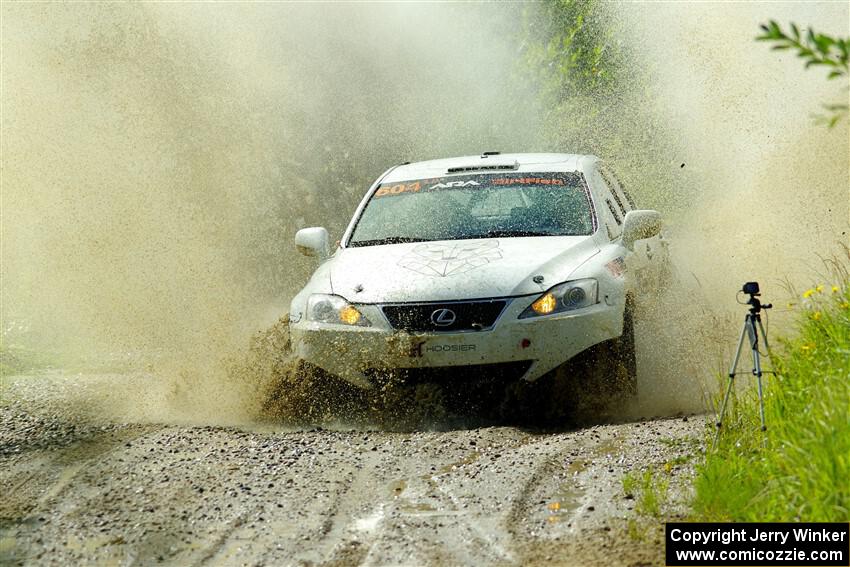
[381,153,597,183]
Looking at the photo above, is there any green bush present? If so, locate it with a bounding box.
[693,282,850,521]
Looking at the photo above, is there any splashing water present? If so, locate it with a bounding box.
[2,2,846,424]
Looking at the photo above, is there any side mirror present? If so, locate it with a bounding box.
[295,227,331,259]
[621,210,662,251]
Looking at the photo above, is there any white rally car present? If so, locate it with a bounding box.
[288,153,667,411]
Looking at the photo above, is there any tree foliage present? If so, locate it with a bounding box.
[757,21,850,127]
[518,0,681,212]
[520,0,625,101]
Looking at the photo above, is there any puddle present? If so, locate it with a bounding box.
[388,477,448,516]
[547,485,585,523]
[382,451,484,518]
[432,450,481,477]
[544,436,626,522]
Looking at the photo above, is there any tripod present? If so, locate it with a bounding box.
[714,286,774,445]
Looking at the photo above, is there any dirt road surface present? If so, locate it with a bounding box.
[1,374,703,566]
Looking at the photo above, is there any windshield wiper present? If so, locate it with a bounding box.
[350,230,563,247]
[349,236,432,247]
[482,229,557,238]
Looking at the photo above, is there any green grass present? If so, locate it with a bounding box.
[623,467,671,542]
[622,471,639,499]
[622,468,670,517]
[693,283,850,521]
[636,469,669,518]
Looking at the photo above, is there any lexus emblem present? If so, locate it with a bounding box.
[430,308,457,327]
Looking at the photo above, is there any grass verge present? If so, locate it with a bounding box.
[693,281,849,521]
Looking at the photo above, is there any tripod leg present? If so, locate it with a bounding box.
[715,318,749,446]
[714,375,736,447]
[757,317,771,353]
[728,317,748,380]
[753,347,767,432]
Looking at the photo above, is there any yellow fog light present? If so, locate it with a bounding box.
[339,305,362,325]
[531,293,557,315]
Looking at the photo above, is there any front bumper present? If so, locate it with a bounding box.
[290,296,623,389]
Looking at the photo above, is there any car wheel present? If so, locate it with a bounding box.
[368,380,450,430]
[516,297,638,425]
[613,295,638,398]
[497,375,546,425]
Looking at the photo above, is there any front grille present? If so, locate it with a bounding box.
[381,300,508,332]
[364,361,533,387]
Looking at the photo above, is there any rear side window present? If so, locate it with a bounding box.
[599,165,632,215]
[601,165,635,211]
[600,170,627,216]
[606,200,622,225]
[588,165,622,239]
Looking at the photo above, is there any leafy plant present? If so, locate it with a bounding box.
[757,21,850,127]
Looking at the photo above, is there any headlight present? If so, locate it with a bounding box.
[306,294,371,326]
[519,279,598,319]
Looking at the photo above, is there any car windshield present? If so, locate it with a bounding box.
[348,172,594,247]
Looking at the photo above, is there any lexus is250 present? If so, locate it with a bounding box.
[288,153,669,416]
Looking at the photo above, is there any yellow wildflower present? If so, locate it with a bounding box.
[832,285,840,293]
[801,342,815,353]
[816,285,824,293]
[842,302,850,310]
[812,311,822,321]
[803,289,815,298]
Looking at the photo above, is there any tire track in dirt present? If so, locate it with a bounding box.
[356,432,516,566]
[1,376,703,566]
[0,424,155,530]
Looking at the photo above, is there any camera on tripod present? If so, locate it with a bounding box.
[715,281,777,443]
[742,281,760,296]
[741,281,772,314]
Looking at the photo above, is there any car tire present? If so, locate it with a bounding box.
[614,295,638,398]
[497,375,550,425]
[367,380,451,430]
[505,297,638,426]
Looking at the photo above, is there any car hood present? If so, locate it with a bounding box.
[329,236,599,303]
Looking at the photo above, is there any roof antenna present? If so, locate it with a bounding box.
[481,151,500,158]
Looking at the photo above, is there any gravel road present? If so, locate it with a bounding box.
[1,374,703,566]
